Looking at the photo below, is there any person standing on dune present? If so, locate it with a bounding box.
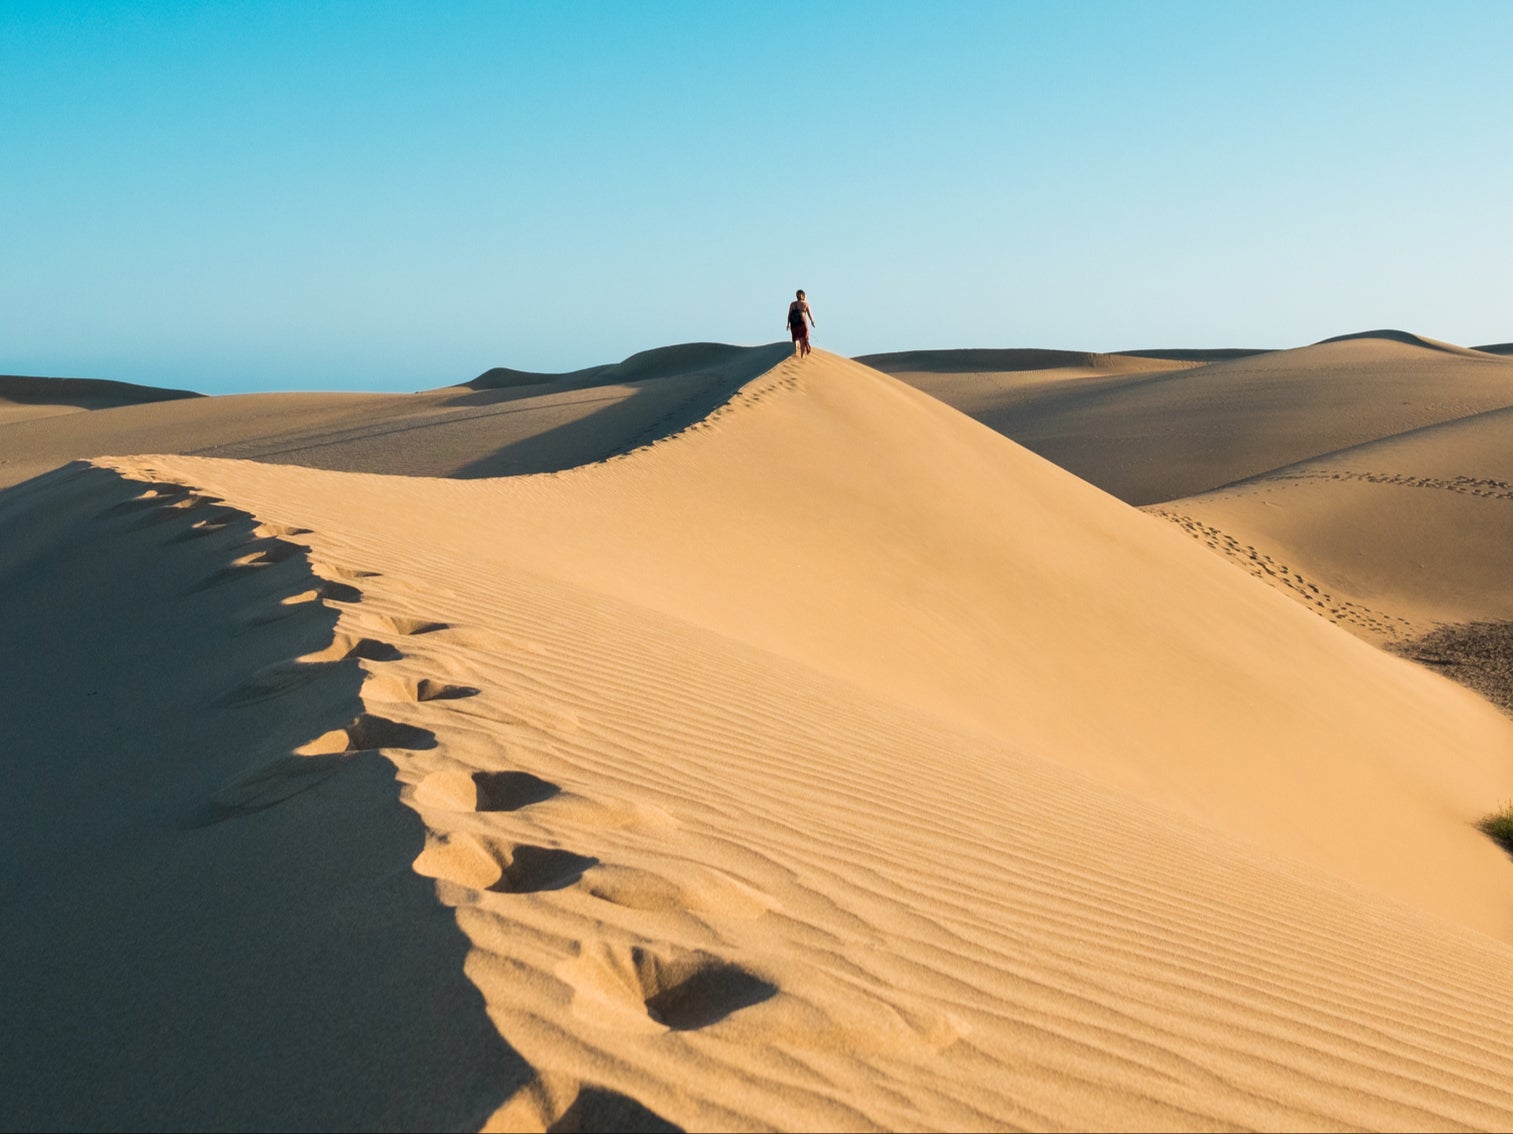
[787,289,815,357]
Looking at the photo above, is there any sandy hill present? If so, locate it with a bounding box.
[0,373,200,425]
[0,344,790,492]
[1150,397,1513,711]
[6,345,1513,1129]
[877,330,1513,506]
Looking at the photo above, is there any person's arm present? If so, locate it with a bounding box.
[807,303,816,326]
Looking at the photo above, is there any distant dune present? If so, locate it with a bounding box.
[5,337,1513,1129]
[882,330,1513,506]
[0,343,790,491]
[1314,327,1508,358]
[0,373,200,425]
[1113,346,1273,363]
[463,341,770,392]
[856,346,1199,375]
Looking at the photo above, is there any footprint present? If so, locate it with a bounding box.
[493,845,598,894]
[315,580,363,603]
[253,521,313,539]
[281,581,366,605]
[296,712,436,755]
[235,538,308,566]
[474,770,560,812]
[361,673,478,703]
[309,559,381,581]
[570,944,776,1031]
[135,494,228,528]
[417,678,479,702]
[105,487,193,517]
[486,1073,682,1133]
[413,838,596,895]
[171,512,241,542]
[643,959,776,1031]
[412,769,483,811]
[548,1087,683,1134]
[413,831,502,889]
[411,768,559,812]
[368,613,449,636]
[301,633,402,663]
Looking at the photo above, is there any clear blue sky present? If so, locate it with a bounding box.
[3,1,1510,393]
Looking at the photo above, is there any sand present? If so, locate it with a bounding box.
[5,339,1513,1130]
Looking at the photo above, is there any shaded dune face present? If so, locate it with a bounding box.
[0,463,526,1131]
[0,373,201,409]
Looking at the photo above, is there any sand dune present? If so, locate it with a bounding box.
[1153,406,1513,633]
[0,373,199,425]
[879,331,1513,505]
[1149,397,1513,725]
[7,342,1513,1129]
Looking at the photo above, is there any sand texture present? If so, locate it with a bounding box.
[4,341,1513,1130]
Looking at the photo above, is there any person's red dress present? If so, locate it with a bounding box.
[788,305,809,347]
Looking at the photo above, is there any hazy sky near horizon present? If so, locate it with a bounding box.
[4,1,1511,394]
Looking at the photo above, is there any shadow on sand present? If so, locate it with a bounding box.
[0,463,530,1131]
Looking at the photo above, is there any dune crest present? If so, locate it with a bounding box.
[1314,327,1504,357]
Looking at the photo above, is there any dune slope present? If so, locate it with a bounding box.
[1148,400,1513,733]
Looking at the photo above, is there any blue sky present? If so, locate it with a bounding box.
[3,1,1510,393]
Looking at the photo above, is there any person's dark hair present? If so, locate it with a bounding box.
[796,289,805,299]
